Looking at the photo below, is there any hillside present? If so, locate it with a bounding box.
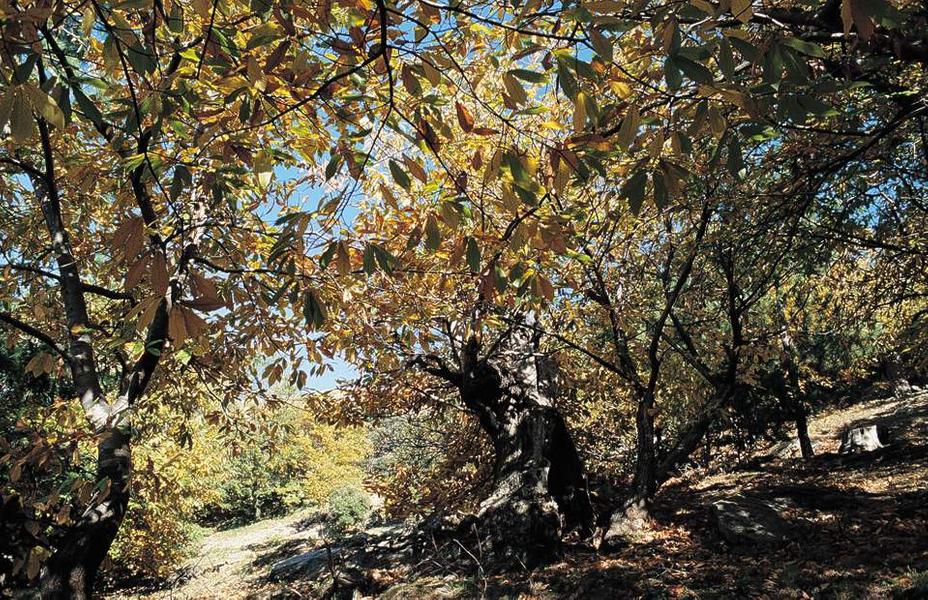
[106,390,928,599]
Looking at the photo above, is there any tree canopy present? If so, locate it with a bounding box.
[1,0,927,595]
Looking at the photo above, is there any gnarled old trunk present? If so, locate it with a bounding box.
[40,428,131,599]
[457,316,593,566]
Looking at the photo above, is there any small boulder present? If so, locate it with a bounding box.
[709,495,792,546]
[839,425,884,453]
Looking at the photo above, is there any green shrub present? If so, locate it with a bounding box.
[324,486,371,536]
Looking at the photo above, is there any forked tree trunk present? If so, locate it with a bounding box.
[456,317,593,566]
[604,389,659,542]
[28,91,171,597]
[603,387,734,548]
[40,429,131,599]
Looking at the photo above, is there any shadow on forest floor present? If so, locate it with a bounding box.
[104,392,928,599]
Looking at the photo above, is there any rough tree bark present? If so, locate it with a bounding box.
[417,314,593,566]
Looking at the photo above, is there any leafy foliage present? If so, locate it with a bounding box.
[1,0,927,590]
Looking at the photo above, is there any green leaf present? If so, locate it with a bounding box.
[762,45,784,83]
[508,69,547,84]
[728,37,761,64]
[325,153,343,180]
[781,37,825,58]
[127,44,157,75]
[370,244,395,273]
[72,87,104,127]
[425,215,441,251]
[797,94,832,115]
[26,86,66,130]
[116,0,150,8]
[589,27,613,62]
[170,165,192,200]
[167,3,184,33]
[727,136,745,181]
[616,105,639,151]
[302,290,327,329]
[652,170,668,210]
[622,170,648,215]
[14,54,38,84]
[362,244,376,274]
[675,55,714,84]
[718,39,735,80]
[388,159,411,190]
[664,56,683,90]
[465,237,481,272]
[557,61,579,100]
[250,0,272,14]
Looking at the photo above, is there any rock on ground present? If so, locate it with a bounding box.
[709,495,794,546]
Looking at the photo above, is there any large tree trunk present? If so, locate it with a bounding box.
[40,428,131,599]
[457,316,593,566]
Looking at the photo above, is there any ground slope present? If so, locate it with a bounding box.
[108,391,928,599]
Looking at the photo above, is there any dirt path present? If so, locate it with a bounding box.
[107,511,322,599]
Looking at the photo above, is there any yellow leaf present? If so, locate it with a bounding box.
[617,105,639,151]
[81,5,96,34]
[730,0,752,23]
[246,56,266,91]
[608,80,631,98]
[573,91,587,133]
[10,90,35,145]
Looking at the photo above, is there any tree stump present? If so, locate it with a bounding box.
[839,425,884,453]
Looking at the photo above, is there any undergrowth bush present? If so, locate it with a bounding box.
[324,485,372,536]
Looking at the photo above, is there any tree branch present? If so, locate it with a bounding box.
[0,311,71,364]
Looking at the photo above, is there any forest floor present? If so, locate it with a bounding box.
[107,390,928,599]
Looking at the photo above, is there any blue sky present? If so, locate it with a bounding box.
[306,355,357,391]
[270,165,360,391]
